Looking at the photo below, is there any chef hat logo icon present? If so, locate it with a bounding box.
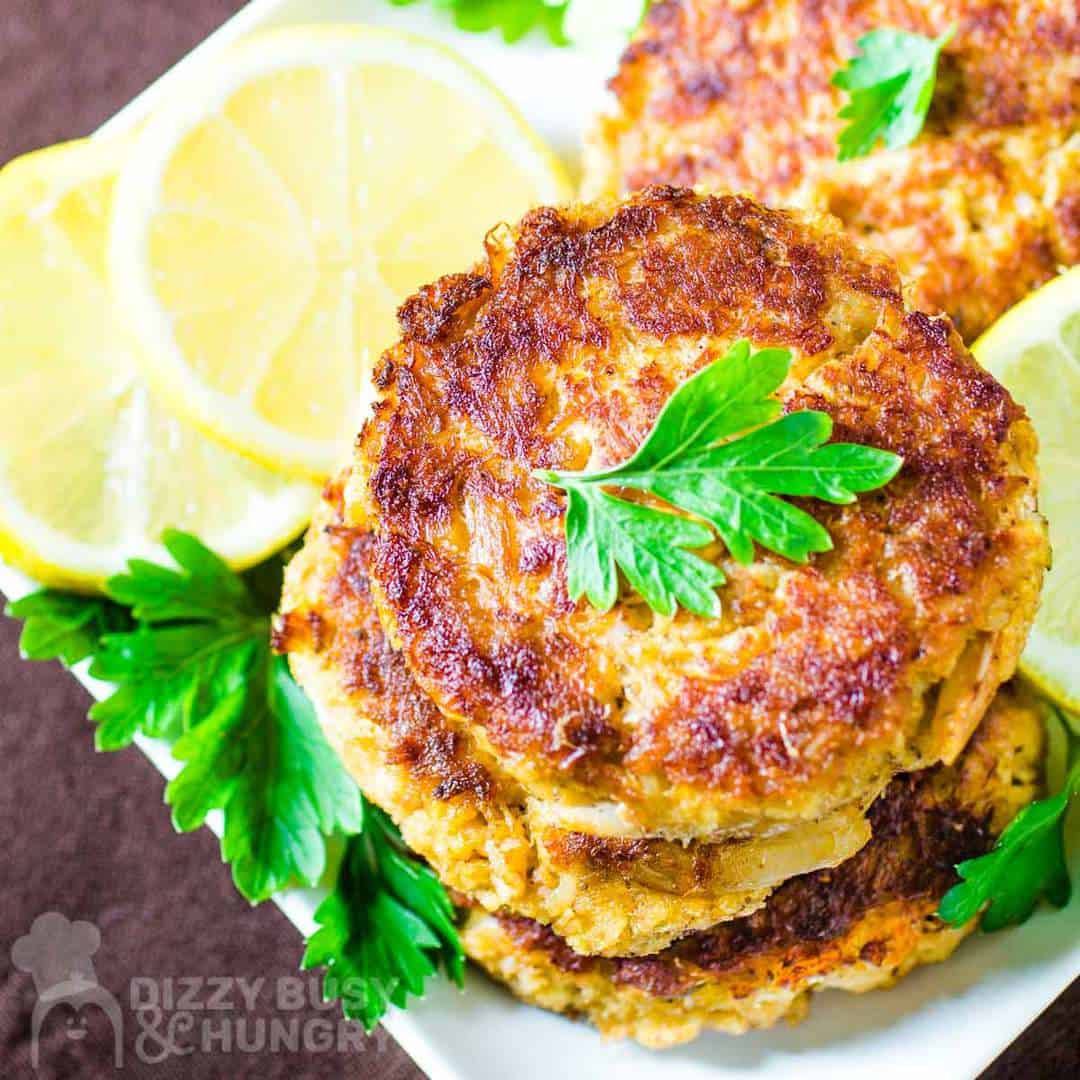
[11,912,123,1068]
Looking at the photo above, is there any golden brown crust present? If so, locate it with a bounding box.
[348,188,1047,839]
[278,491,875,956]
[586,0,1080,341]
[462,683,1045,1046]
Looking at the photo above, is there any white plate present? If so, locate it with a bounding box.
[4,2,1077,1078]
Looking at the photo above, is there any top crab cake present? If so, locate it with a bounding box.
[347,187,1048,843]
[583,0,1080,342]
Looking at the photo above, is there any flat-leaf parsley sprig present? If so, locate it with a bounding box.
[79,530,363,903]
[385,0,650,47]
[535,340,903,618]
[387,0,570,45]
[7,589,130,665]
[939,704,1080,932]
[304,804,465,1030]
[7,531,464,1029]
[832,24,955,161]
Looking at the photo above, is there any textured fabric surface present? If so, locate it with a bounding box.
[0,2,1074,1077]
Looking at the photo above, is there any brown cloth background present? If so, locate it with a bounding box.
[0,2,1075,1077]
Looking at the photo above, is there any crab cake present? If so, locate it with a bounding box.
[584,0,1080,342]
[462,684,1045,1048]
[277,484,871,957]
[347,188,1048,845]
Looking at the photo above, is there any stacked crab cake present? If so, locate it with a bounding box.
[282,488,874,957]
[584,0,1080,342]
[279,187,1049,1040]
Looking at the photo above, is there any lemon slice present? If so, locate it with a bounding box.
[0,137,316,591]
[108,25,572,479]
[974,266,1080,712]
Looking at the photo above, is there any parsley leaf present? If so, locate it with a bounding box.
[536,340,902,616]
[303,804,464,1031]
[91,531,363,900]
[564,485,726,617]
[88,623,258,749]
[939,706,1079,931]
[167,652,365,902]
[383,0,655,46]
[8,531,363,901]
[387,0,570,45]
[106,530,261,622]
[85,533,272,753]
[6,530,464,1027]
[832,24,955,161]
[6,590,130,665]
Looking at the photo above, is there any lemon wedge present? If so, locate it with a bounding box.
[108,25,572,479]
[974,266,1080,712]
[0,137,316,591]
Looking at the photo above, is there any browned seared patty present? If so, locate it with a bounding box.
[463,683,1045,1047]
[584,0,1080,342]
[347,188,1047,843]
[277,484,872,957]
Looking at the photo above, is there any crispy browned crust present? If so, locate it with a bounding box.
[585,0,1080,341]
[347,188,1048,839]
[463,683,1045,1046]
[277,521,492,807]
[277,487,875,956]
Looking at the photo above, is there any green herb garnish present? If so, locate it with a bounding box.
[6,532,462,1029]
[8,589,130,665]
[385,0,651,46]
[303,804,464,1029]
[535,340,903,617]
[939,705,1079,931]
[73,530,363,904]
[387,0,570,45]
[832,24,955,161]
